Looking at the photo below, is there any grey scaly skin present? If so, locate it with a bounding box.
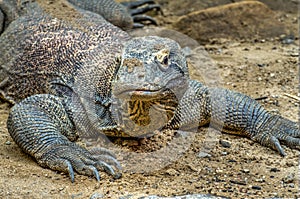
[0,0,299,183]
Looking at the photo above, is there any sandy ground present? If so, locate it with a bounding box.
[0,0,299,198]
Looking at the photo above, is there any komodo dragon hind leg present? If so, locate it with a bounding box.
[121,0,162,28]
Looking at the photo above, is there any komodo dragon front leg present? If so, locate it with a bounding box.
[168,80,300,156]
[8,94,122,182]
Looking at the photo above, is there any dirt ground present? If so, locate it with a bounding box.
[0,0,299,198]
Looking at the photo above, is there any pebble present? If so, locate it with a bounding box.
[272,192,278,197]
[283,173,295,183]
[242,169,250,174]
[197,151,212,158]
[255,178,265,183]
[288,183,295,188]
[166,168,178,176]
[119,195,133,199]
[270,167,280,172]
[5,141,11,145]
[230,179,247,186]
[290,52,299,57]
[94,183,100,189]
[219,140,231,148]
[187,164,199,172]
[281,34,295,44]
[90,193,104,199]
[257,63,266,67]
[251,185,262,190]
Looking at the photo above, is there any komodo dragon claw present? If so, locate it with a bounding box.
[38,144,121,182]
[252,115,300,156]
[121,0,162,27]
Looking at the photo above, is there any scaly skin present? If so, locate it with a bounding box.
[0,0,299,184]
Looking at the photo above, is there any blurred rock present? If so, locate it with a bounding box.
[258,0,299,13]
[173,1,287,44]
[156,0,299,15]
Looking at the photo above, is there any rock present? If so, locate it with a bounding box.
[166,168,179,176]
[251,185,262,190]
[270,167,280,172]
[283,173,295,183]
[259,0,299,13]
[197,151,212,158]
[119,195,134,199]
[288,183,295,188]
[90,193,104,199]
[173,1,287,44]
[5,141,11,145]
[156,0,299,15]
[242,169,250,174]
[290,52,299,57]
[257,63,266,67]
[280,34,295,44]
[219,140,231,148]
[230,179,247,186]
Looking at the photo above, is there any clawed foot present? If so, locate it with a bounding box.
[121,0,162,28]
[37,143,121,182]
[253,115,300,156]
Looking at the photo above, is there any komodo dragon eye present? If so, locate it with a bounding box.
[155,48,170,70]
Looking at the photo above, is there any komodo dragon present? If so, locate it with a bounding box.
[0,0,299,184]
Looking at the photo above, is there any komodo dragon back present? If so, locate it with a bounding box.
[0,1,130,104]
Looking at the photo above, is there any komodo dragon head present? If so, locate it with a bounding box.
[111,36,189,137]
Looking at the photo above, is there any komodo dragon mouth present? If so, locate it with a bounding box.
[111,87,179,138]
[112,77,185,100]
